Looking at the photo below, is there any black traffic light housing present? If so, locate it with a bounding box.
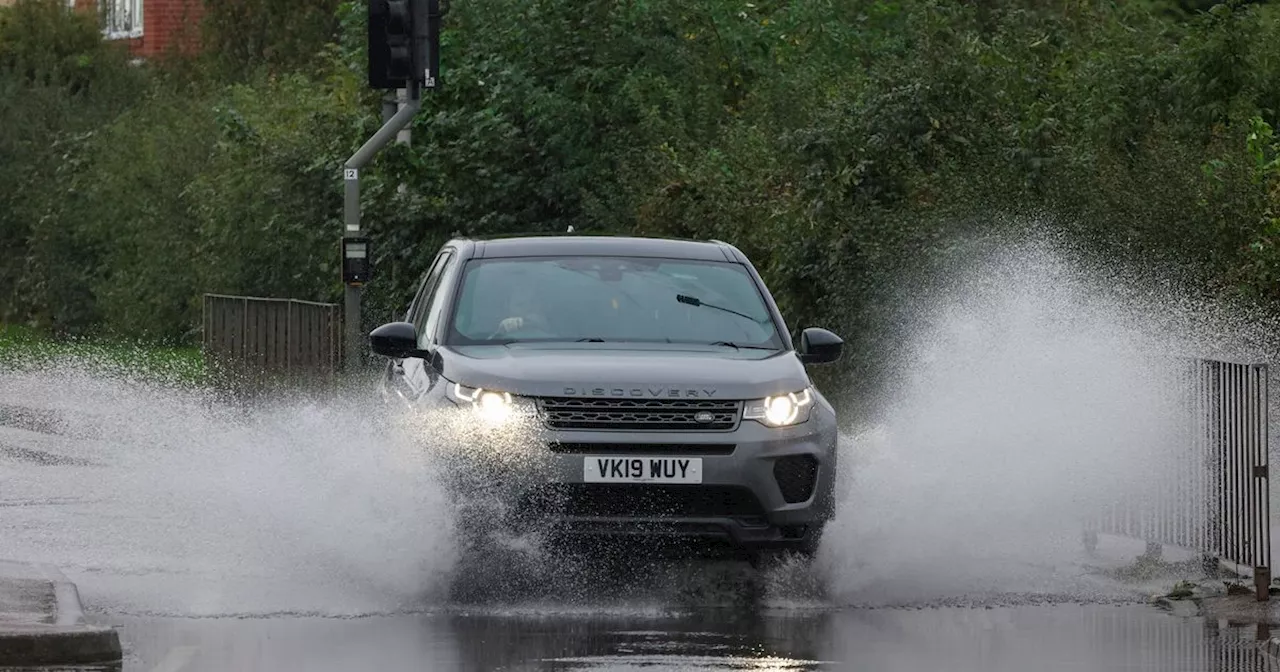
[368,0,441,90]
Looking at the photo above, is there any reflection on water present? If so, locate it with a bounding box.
[100,604,1280,672]
[444,608,834,671]
[1085,608,1278,672]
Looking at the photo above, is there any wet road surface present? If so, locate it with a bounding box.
[83,605,1279,671]
[3,372,1279,671]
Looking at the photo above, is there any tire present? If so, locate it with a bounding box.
[747,522,826,570]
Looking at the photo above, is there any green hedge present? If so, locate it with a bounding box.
[2,0,1279,408]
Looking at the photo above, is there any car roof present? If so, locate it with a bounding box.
[459,235,740,262]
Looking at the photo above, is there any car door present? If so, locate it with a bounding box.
[384,248,454,404]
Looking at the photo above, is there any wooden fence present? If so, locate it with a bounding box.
[201,293,342,392]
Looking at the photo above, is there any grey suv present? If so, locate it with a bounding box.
[370,235,843,559]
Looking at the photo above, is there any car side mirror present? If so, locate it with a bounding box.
[798,327,843,365]
[369,321,425,359]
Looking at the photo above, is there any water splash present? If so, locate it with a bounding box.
[816,232,1278,607]
[0,367,459,617]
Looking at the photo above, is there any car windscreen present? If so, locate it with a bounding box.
[445,255,783,348]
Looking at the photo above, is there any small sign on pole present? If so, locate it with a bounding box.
[342,237,372,285]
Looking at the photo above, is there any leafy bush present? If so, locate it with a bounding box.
[200,0,342,79]
[4,0,1280,407]
[187,67,368,308]
[0,0,145,333]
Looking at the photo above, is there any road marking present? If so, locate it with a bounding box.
[150,645,199,672]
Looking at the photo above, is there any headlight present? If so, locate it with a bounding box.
[743,387,814,427]
[447,382,515,425]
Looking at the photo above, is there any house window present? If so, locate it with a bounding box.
[100,0,143,39]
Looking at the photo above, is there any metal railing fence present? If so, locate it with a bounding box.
[1087,358,1271,600]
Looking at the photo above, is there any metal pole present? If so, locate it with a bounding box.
[396,87,411,145]
[342,81,421,374]
[382,93,398,125]
[395,88,410,197]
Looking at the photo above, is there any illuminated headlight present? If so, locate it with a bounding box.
[448,382,515,424]
[743,388,814,427]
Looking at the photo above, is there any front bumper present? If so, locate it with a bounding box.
[420,401,839,551]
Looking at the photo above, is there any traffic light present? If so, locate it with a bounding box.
[368,0,440,90]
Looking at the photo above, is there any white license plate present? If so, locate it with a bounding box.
[583,456,703,484]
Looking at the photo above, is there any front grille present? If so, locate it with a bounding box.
[537,397,741,431]
[773,455,819,503]
[517,484,765,518]
[548,442,736,455]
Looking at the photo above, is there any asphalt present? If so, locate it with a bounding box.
[0,560,121,666]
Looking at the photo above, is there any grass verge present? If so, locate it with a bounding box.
[0,324,208,387]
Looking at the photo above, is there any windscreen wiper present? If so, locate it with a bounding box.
[676,294,765,324]
[708,341,777,351]
[576,337,607,342]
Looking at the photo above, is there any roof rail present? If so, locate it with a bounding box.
[454,228,618,241]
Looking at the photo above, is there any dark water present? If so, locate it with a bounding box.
[69,605,1276,672]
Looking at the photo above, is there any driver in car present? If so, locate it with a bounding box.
[495,285,553,335]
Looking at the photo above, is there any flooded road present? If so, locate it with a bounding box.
[6,371,1260,671]
[93,605,1278,671]
[6,241,1280,670]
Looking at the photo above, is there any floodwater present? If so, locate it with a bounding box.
[86,605,1280,671]
[3,234,1279,670]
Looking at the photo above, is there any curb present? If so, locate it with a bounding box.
[0,564,122,666]
[41,564,90,627]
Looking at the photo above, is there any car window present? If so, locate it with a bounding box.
[412,250,453,347]
[407,251,449,325]
[418,253,459,349]
[446,255,782,347]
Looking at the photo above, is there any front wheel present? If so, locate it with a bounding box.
[747,523,826,570]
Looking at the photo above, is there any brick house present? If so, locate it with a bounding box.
[72,0,202,58]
